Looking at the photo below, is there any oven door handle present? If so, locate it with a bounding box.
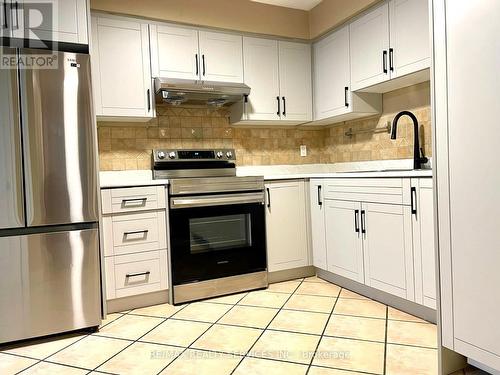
[170,192,265,209]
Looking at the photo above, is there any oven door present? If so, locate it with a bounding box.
[169,193,267,285]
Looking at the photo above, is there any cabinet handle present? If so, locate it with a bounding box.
[317,185,322,206]
[344,87,349,107]
[411,186,417,216]
[124,230,149,236]
[361,210,366,234]
[276,96,280,116]
[126,271,150,278]
[202,54,206,76]
[382,50,388,74]
[122,198,147,206]
[282,96,286,116]
[266,187,271,208]
[195,54,199,76]
[389,48,394,72]
[2,1,8,29]
[147,89,151,112]
[354,209,360,234]
[13,1,18,30]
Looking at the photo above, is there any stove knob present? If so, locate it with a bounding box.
[216,151,224,159]
[226,151,233,159]
[157,151,166,159]
[168,151,176,159]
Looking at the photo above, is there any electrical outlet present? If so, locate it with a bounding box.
[300,145,307,157]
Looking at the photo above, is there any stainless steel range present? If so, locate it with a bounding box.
[153,149,268,304]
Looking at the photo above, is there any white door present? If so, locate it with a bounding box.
[349,2,390,91]
[389,0,430,78]
[199,31,243,83]
[362,202,414,300]
[278,41,312,122]
[313,25,350,120]
[9,0,88,44]
[309,179,327,270]
[150,24,199,79]
[91,16,153,118]
[242,37,280,121]
[325,199,364,283]
[265,181,308,272]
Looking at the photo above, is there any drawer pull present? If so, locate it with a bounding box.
[123,230,149,236]
[121,198,147,206]
[126,271,151,278]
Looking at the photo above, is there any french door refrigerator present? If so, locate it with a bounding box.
[0,47,101,344]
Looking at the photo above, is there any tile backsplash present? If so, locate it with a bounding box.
[98,82,431,171]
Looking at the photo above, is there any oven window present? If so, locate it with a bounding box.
[189,214,252,254]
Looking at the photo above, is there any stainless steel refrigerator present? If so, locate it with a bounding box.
[0,47,101,344]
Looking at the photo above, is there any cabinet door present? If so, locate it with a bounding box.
[309,179,327,270]
[278,41,312,122]
[325,200,364,283]
[362,202,414,300]
[349,2,390,91]
[266,181,308,272]
[313,25,350,120]
[242,37,280,121]
[199,31,243,83]
[91,16,153,118]
[150,24,199,80]
[389,0,430,78]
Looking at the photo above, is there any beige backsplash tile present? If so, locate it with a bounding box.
[97,98,431,171]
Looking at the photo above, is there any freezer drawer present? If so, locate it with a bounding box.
[0,228,101,344]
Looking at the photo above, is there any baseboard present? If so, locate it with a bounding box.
[316,268,437,324]
[268,266,315,284]
[106,290,169,314]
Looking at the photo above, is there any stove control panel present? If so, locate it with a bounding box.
[153,149,236,162]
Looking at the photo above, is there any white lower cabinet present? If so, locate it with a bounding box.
[266,180,309,272]
[309,180,327,270]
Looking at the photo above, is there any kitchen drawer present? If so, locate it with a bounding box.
[323,178,411,205]
[102,211,167,256]
[101,186,166,214]
[105,250,168,299]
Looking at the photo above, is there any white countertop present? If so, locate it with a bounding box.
[100,159,432,188]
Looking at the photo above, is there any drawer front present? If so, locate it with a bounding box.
[324,178,410,205]
[112,250,168,299]
[101,186,166,214]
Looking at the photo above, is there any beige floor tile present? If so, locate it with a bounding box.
[325,314,386,342]
[308,366,368,375]
[303,276,329,284]
[269,309,329,335]
[1,333,85,360]
[47,335,130,369]
[173,302,232,323]
[192,324,262,354]
[141,319,211,347]
[99,313,123,328]
[219,305,278,329]
[97,342,182,375]
[267,280,302,294]
[233,356,308,375]
[130,303,184,318]
[160,349,242,375]
[0,353,37,374]
[295,282,341,297]
[97,314,164,340]
[387,320,437,348]
[250,330,320,365]
[21,361,88,374]
[333,298,387,319]
[338,289,370,300]
[205,292,248,305]
[387,306,429,323]
[386,344,438,375]
[312,336,385,374]
[284,294,336,313]
[238,290,290,308]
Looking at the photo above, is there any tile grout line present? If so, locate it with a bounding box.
[229,278,307,375]
[383,305,389,375]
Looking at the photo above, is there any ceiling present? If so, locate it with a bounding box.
[250,0,322,11]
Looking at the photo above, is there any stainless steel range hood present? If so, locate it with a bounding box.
[154,77,250,107]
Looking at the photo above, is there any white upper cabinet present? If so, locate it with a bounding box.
[389,0,430,78]
[309,180,327,270]
[91,15,153,120]
[278,41,312,122]
[350,2,390,91]
[241,37,280,121]
[150,25,199,80]
[198,31,243,82]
